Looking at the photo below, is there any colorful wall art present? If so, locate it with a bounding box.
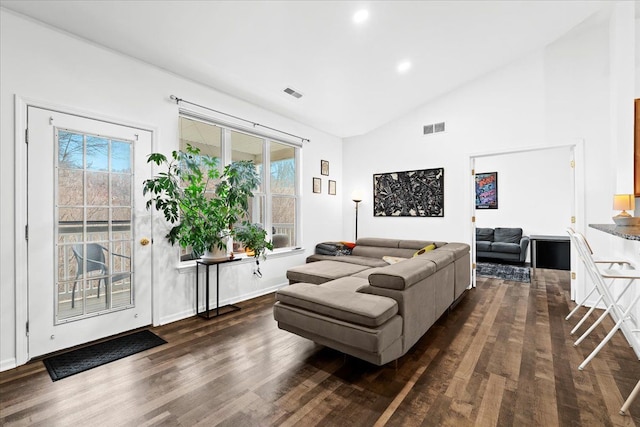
[373,168,444,217]
[475,172,498,209]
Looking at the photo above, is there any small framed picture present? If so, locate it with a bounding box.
[329,180,336,195]
[313,177,321,193]
[321,160,329,176]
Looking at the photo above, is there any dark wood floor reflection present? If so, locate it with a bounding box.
[2,269,639,426]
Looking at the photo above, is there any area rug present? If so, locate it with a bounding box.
[476,262,531,283]
[43,330,166,381]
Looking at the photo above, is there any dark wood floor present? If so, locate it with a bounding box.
[2,269,639,426]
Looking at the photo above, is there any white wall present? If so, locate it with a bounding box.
[343,51,547,244]
[0,10,343,370]
[343,7,619,247]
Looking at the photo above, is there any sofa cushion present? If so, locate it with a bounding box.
[287,260,369,284]
[355,237,400,248]
[383,256,408,264]
[273,303,403,354]
[438,242,471,260]
[476,241,492,252]
[352,245,417,259]
[476,228,495,242]
[398,240,446,250]
[416,250,454,269]
[494,227,523,244]
[490,242,521,254]
[306,254,389,267]
[276,283,398,327]
[368,257,437,290]
[351,267,386,279]
[320,276,369,293]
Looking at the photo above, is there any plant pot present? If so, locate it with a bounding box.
[201,246,227,261]
[245,247,255,257]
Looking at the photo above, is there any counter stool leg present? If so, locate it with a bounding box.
[621,379,640,415]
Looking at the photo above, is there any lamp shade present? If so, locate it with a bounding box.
[613,194,635,211]
[352,190,363,203]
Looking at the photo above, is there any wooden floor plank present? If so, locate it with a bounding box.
[475,373,506,427]
[2,271,640,426]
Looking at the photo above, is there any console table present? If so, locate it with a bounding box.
[196,257,241,319]
[530,235,571,270]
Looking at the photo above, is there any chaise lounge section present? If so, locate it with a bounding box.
[273,238,470,365]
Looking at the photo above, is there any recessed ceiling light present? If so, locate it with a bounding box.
[353,9,369,24]
[397,61,412,74]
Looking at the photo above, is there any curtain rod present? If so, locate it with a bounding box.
[169,95,310,143]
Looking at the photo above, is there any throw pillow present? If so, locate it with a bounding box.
[476,227,495,242]
[494,228,523,244]
[383,256,407,264]
[340,241,356,249]
[413,244,436,257]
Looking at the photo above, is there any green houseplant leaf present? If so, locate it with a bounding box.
[143,144,272,265]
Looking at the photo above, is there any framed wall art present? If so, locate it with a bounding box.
[321,160,329,176]
[373,167,444,217]
[475,172,498,209]
[329,180,336,195]
[313,177,321,194]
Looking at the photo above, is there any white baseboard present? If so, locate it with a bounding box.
[0,357,17,372]
[158,281,288,326]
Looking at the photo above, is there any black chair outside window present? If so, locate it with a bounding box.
[71,243,131,309]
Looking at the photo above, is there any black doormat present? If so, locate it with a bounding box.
[477,262,531,283]
[43,330,166,381]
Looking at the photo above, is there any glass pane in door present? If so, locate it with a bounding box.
[56,129,134,323]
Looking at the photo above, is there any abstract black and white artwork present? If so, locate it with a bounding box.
[373,168,444,217]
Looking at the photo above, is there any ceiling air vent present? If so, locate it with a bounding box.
[434,122,445,133]
[284,87,303,99]
[423,124,434,135]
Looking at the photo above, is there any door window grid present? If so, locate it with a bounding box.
[55,129,134,323]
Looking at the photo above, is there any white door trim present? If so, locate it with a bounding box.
[468,140,585,297]
[14,95,159,367]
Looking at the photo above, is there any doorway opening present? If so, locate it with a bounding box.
[469,142,584,302]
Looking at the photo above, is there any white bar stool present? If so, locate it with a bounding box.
[565,228,631,333]
[620,378,640,415]
[572,232,640,370]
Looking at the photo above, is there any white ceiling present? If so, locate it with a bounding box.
[1,1,610,137]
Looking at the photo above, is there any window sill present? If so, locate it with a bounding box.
[176,246,305,273]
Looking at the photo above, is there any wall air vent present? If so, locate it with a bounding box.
[423,121,446,135]
[284,87,303,99]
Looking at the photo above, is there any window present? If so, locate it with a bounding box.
[178,113,299,260]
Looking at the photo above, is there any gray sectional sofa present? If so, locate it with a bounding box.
[476,227,529,263]
[273,238,470,366]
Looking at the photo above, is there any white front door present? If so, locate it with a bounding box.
[27,106,153,358]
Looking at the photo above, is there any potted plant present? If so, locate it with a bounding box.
[143,144,265,260]
[235,222,274,278]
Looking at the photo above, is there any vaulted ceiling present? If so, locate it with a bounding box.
[1,1,610,137]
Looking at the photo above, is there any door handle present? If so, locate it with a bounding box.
[140,238,150,246]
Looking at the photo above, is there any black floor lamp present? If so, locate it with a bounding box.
[352,192,362,241]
